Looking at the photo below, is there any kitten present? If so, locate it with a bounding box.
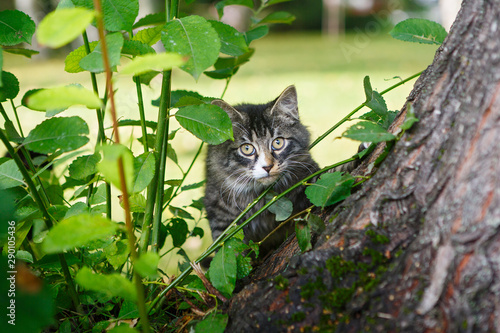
[204,86,319,257]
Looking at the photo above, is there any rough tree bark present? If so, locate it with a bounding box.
[225,0,500,331]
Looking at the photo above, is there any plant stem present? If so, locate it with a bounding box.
[309,70,423,150]
[147,155,357,312]
[92,0,150,331]
[9,99,24,137]
[134,76,149,152]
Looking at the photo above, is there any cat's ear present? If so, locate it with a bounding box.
[270,85,299,121]
[212,100,244,123]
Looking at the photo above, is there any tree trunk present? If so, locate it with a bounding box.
[225,0,500,331]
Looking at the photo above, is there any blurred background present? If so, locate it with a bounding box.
[1,0,459,272]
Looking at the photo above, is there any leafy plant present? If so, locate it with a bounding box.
[0,4,440,331]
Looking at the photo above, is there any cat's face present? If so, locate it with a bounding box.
[209,86,316,192]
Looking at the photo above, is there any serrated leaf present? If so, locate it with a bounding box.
[25,85,102,111]
[161,16,220,80]
[68,153,100,180]
[132,152,155,193]
[295,219,312,252]
[75,266,136,302]
[267,195,293,221]
[245,25,268,44]
[24,116,89,154]
[80,32,123,73]
[37,8,94,48]
[208,243,237,297]
[259,11,295,25]
[123,193,146,212]
[342,121,396,143]
[65,41,98,73]
[214,0,254,18]
[0,71,19,101]
[120,52,184,76]
[42,214,118,253]
[366,91,388,116]
[72,0,139,32]
[360,110,397,130]
[0,160,25,189]
[97,144,134,191]
[389,18,447,45]
[209,20,249,56]
[175,104,233,145]
[90,183,107,205]
[0,10,36,46]
[132,25,163,46]
[168,218,189,248]
[305,172,355,208]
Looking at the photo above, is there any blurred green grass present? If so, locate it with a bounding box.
[3,32,438,273]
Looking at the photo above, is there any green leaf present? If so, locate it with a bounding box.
[245,26,269,44]
[389,18,447,45]
[195,313,228,333]
[0,10,36,46]
[342,121,396,143]
[75,266,137,302]
[259,11,296,25]
[360,110,397,130]
[132,152,155,193]
[109,324,139,333]
[214,0,254,18]
[366,91,388,116]
[72,0,139,32]
[132,25,163,46]
[132,12,165,29]
[90,183,107,205]
[363,75,372,103]
[120,52,184,76]
[125,193,147,212]
[161,15,220,80]
[305,172,355,208]
[400,104,419,131]
[121,40,155,57]
[209,20,249,56]
[0,160,25,189]
[24,116,89,154]
[264,0,293,5]
[307,213,325,233]
[37,8,94,48]
[80,32,124,73]
[3,48,39,58]
[267,195,293,222]
[25,85,102,111]
[134,252,160,279]
[42,214,118,253]
[168,218,189,248]
[68,153,101,180]
[65,41,98,73]
[0,50,3,85]
[295,219,312,252]
[0,71,19,101]
[204,49,254,80]
[97,144,134,191]
[104,239,129,269]
[208,243,237,297]
[175,104,233,145]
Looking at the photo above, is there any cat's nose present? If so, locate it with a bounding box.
[262,164,273,174]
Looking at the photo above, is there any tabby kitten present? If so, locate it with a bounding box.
[204,86,319,256]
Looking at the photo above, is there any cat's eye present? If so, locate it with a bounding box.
[240,144,255,156]
[271,137,285,151]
